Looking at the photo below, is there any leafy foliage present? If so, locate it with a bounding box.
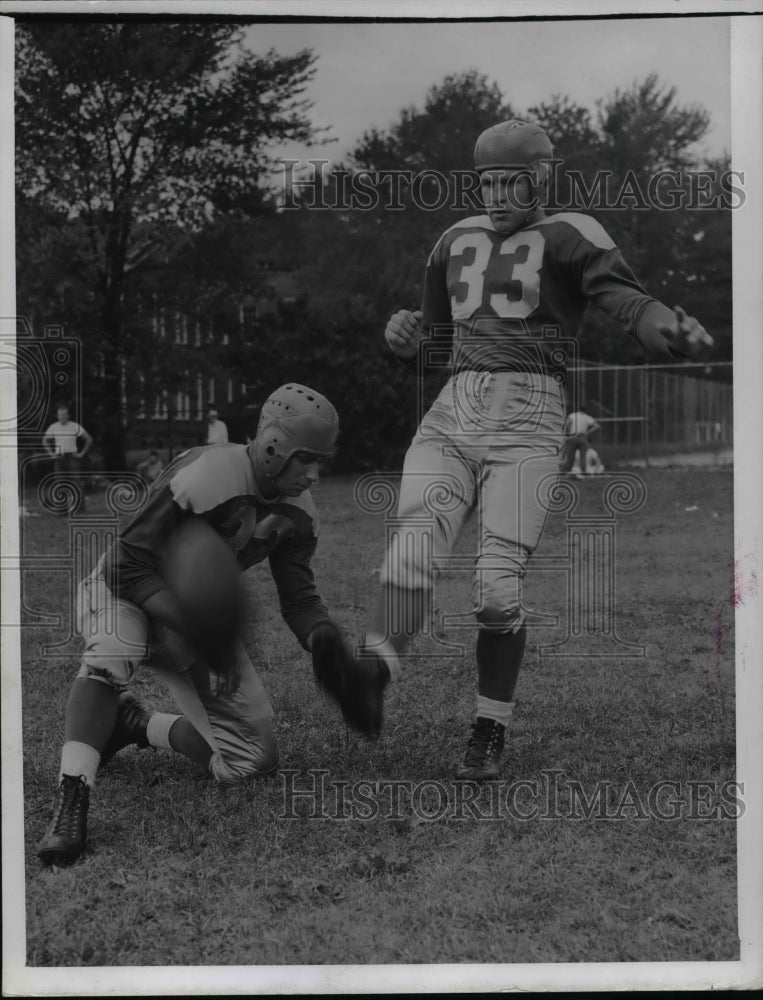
[17,49,732,470]
[16,22,321,467]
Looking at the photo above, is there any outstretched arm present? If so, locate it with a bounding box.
[269,538,332,649]
[635,302,713,359]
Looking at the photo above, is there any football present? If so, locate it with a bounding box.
[161,517,245,668]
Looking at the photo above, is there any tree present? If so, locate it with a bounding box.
[597,73,710,175]
[16,21,322,468]
[352,69,512,176]
[265,70,730,467]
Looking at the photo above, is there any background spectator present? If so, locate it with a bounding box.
[42,404,93,513]
[206,408,229,446]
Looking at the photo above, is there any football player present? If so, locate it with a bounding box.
[359,120,713,779]
[37,384,374,865]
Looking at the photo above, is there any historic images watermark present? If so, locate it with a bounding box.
[278,160,745,213]
[280,769,744,823]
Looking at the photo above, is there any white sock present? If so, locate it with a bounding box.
[146,712,181,750]
[364,632,400,681]
[60,741,101,789]
[475,696,514,728]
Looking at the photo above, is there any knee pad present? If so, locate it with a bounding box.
[475,605,525,633]
[473,571,525,633]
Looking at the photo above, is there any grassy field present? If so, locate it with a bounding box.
[19,467,737,968]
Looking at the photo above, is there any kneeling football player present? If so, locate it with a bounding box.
[38,384,375,866]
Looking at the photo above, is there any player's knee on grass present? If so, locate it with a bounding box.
[209,728,279,784]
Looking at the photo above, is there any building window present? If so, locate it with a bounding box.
[176,312,188,345]
[227,378,233,404]
[196,374,204,417]
[176,388,190,420]
[208,378,215,405]
[137,374,146,419]
[241,305,258,327]
[153,393,168,420]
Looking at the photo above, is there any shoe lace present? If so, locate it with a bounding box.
[52,776,88,837]
[463,719,502,767]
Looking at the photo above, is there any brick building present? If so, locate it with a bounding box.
[125,257,299,460]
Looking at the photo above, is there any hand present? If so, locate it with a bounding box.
[658,306,714,356]
[310,622,385,736]
[384,309,424,359]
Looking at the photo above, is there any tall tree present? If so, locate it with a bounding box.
[16,21,321,468]
[352,69,512,175]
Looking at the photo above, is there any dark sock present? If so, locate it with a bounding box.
[168,717,214,768]
[64,677,120,752]
[476,624,527,704]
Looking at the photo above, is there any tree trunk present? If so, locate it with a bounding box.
[99,364,127,474]
[99,255,128,472]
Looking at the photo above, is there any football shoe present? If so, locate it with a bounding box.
[456,716,506,781]
[99,691,152,768]
[37,774,90,866]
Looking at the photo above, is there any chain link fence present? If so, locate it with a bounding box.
[565,362,733,466]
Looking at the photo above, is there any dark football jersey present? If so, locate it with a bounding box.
[103,444,330,646]
[421,212,657,377]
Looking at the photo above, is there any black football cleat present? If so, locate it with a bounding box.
[456,717,506,781]
[37,774,90,866]
[351,648,390,738]
[99,691,152,768]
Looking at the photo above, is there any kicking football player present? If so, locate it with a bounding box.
[359,120,713,779]
[38,384,373,865]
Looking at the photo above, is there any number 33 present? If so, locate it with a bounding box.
[449,229,545,320]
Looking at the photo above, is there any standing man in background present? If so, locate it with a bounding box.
[206,408,229,445]
[561,404,601,476]
[42,403,93,514]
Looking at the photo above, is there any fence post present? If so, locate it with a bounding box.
[641,367,650,468]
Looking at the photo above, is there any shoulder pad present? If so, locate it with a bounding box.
[533,212,616,251]
[171,445,253,514]
[281,489,320,536]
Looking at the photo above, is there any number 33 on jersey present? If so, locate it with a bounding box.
[421,212,657,375]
